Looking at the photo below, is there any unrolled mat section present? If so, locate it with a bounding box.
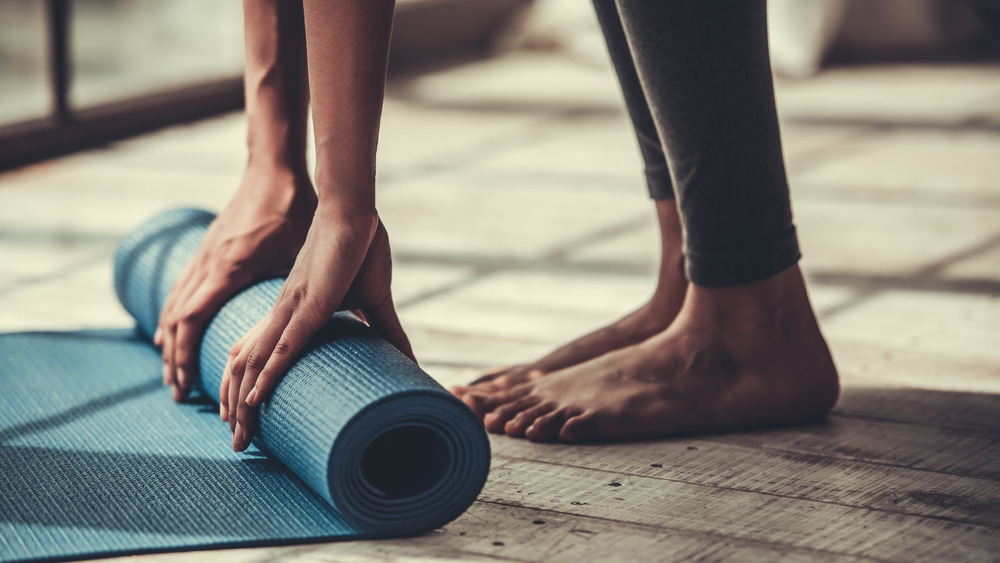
[0,208,490,563]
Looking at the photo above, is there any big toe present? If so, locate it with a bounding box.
[461,384,531,418]
[560,412,598,443]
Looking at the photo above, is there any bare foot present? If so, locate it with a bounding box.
[457,265,839,442]
[452,200,687,398]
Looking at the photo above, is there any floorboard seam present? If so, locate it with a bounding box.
[474,499,892,562]
[491,454,1000,529]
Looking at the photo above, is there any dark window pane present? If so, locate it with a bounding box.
[71,0,244,108]
[0,1,51,126]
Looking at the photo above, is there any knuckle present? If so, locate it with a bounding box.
[273,338,292,356]
[288,287,309,309]
[245,350,261,371]
[179,309,202,325]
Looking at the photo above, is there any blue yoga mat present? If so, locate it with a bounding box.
[0,208,490,563]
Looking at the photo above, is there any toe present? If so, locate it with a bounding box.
[560,412,598,443]
[526,407,579,442]
[469,365,514,386]
[504,401,556,437]
[484,396,541,433]
[462,384,531,418]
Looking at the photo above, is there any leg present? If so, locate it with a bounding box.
[460,0,839,442]
[453,0,688,398]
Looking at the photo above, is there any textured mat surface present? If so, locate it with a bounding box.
[0,208,490,563]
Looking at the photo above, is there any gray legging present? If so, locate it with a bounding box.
[593,0,801,286]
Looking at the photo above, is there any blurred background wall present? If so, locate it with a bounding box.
[1,0,998,169]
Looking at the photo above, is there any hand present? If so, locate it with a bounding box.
[222,206,413,451]
[154,170,317,401]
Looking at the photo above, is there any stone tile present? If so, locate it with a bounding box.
[792,129,1000,205]
[377,174,651,261]
[472,113,645,180]
[779,122,871,171]
[64,113,248,176]
[400,270,655,345]
[0,262,131,331]
[774,65,1000,125]
[824,289,1000,362]
[393,51,623,115]
[377,98,543,179]
[391,261,476,307]
[0,167,235,237]
[561,218,658,273]
[0,238,112,288]
[405,326,553,376]
[793,198,1000,277]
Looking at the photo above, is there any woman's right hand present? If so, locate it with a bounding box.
[221,205,413,451]
[154,169,317,401]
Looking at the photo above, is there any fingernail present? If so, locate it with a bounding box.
[177,367,187,388]
[162,364,169,385]
[233,422,243,450]
[153,328,162,344]
[220,403,226,420]
[246,387,258,406]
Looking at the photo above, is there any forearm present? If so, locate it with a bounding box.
[302,0,395,217]
[243,0,310,174]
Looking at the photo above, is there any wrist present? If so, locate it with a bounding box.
[315,198,379,235]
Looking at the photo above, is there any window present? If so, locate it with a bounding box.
[0,0,245,170]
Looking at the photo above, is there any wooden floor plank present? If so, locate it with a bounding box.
[489,436,1000,527]
[480,459,1000,562]
[833,386,1000,432]
[707,417,1000,481]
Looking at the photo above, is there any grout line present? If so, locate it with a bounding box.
[395,212,651,310]
[0,249,112,297]
[817,229,1000,320]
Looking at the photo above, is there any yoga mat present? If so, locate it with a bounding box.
[0,208,490,563]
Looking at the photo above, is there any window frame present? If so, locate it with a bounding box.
[0,0,244,171]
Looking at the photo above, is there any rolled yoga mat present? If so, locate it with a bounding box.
[0,208,490,563]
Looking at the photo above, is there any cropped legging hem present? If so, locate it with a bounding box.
[685,226,801,287]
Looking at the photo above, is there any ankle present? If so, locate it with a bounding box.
[685,265,807,328]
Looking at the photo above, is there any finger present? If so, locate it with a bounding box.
[161,324,176,387]
[172,279,238,396]
[173,321,198,399]
[228,342,251,433]
[233,317,290,451]
[233,366,263,452]
[219,368,230,422]
[156,264,198,337]
[221,332,250,422]
[243,315,315,409]
[361,296,414,362]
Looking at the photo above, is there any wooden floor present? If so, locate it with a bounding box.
[1,50,999,562]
